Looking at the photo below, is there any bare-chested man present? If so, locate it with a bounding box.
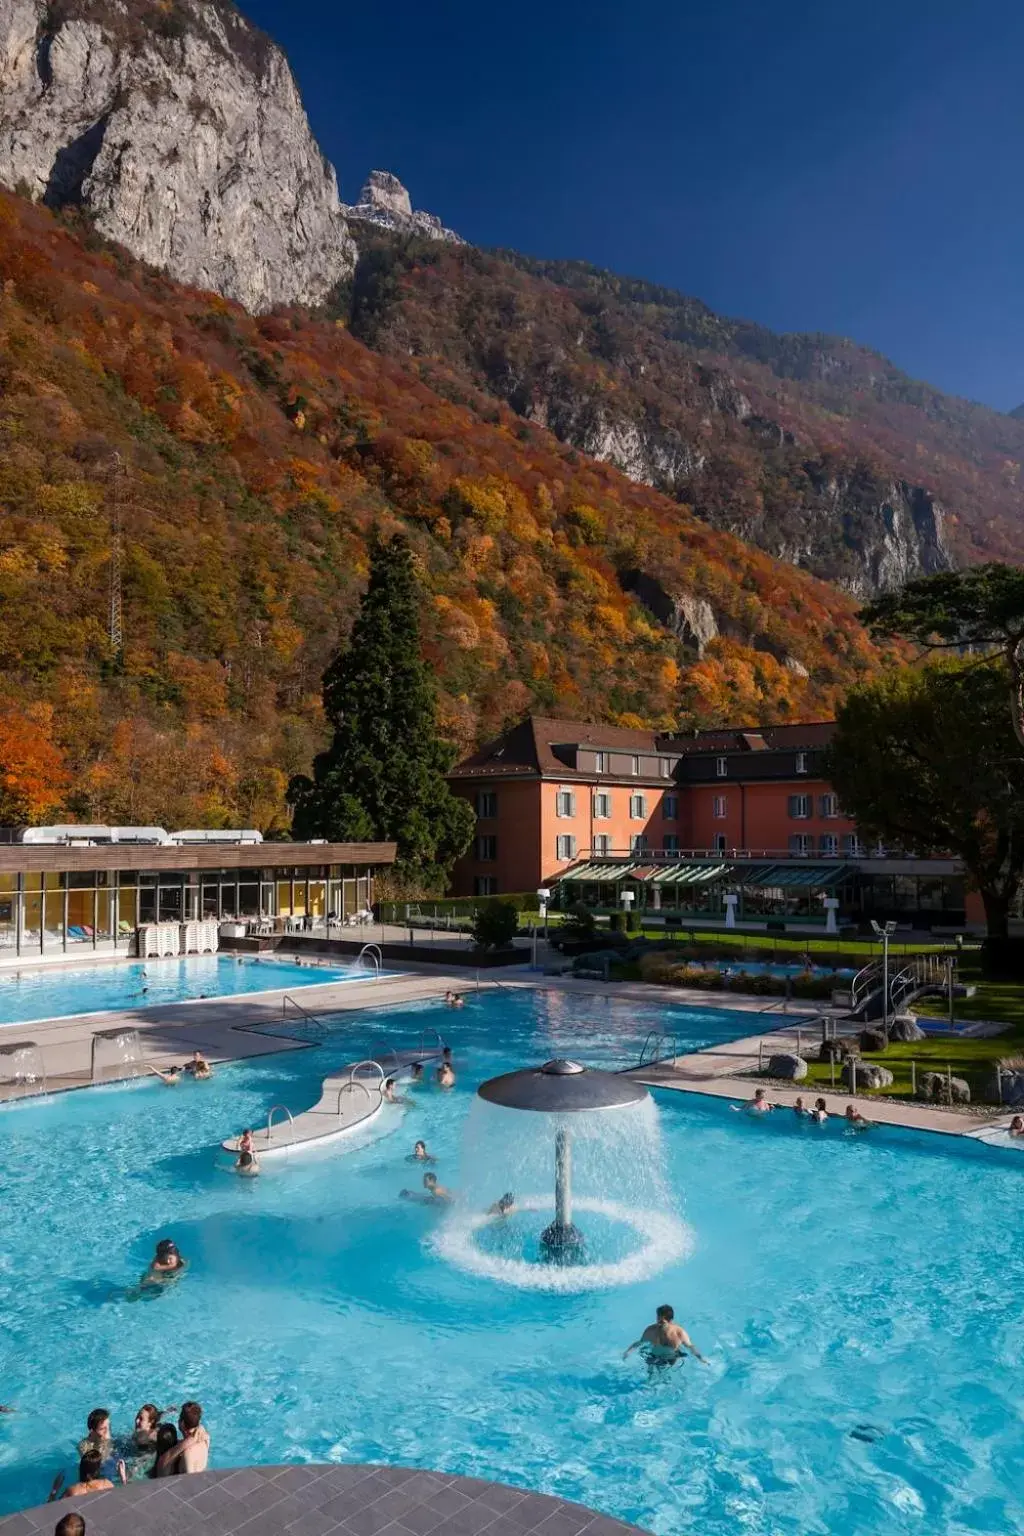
[623,1304,708,1367]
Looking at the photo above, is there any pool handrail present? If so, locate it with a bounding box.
[267,1103,296,1151]
[281,995,329,1039]
[355,943,383,977]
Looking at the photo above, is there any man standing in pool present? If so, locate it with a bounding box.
[624,1305,708,1367]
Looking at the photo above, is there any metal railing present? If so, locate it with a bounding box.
[267,1103,296,1149]
[281,995,329,1039]
[337,1060,385,1113]
[636,1031,680,1068]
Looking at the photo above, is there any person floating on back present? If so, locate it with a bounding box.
[624,1304,708,1368]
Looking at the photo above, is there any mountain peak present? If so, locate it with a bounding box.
[344,169,462,244]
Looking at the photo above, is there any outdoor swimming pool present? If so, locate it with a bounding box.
[0,954,380,1024]
[0,988,1020,1536]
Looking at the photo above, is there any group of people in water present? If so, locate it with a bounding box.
[47,1400,210,1505]
[148,1049,213,1088]
[735,1088,871,1128]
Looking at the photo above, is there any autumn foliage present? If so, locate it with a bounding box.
[0,192,887,829]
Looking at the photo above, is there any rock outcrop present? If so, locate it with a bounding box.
[344,170,461,244]
[0,0,355,310]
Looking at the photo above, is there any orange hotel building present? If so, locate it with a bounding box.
[448,716,972,931]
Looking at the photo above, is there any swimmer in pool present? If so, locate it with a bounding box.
[732,1088,771,1115]
[382,1077,411,1106]
[844,1104,871,1129]
[437,1061,455,1089]
[239,1128,255,1156]
[410,1061,425,1083]
[411,1140,435,1163]
[400,1172,454,1204]
[148,1065,181,1086]
[793,1096,808,1116]
[1009,1116,1024,1138]
[143,1239,187,1285]
[235,1149,259,1177]
[810,1097,829,1123]
[184,1050,212,1079]
[623,1304,708,1367]
[488,1192,515,1218]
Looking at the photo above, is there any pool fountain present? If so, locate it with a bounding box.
[0,1039,47,1100]
[90,1025,145,1083]
[436,1058,692,1291]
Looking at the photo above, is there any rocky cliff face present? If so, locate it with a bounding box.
[0,0,355,310]
[343,169,461,244]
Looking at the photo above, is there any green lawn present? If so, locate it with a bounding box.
[796,969,1024,1104]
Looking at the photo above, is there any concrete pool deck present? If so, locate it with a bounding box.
[0,1463,649,1536]
[0,962,1004,1140]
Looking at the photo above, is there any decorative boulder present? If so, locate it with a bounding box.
[843,1059,893,1090]
[917,1070,971,1105]
[888,1014,926,1043]
[818,1036,854,1063]
[859,1028,888,1053]
[767,1053,808,1081]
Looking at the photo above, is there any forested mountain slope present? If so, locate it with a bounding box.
[0,192,886,828]
[344,236,1024,593]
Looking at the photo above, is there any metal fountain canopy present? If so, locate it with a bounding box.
[477,1059,649,1113]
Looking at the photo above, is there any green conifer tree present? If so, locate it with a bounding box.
[289,534,475,891]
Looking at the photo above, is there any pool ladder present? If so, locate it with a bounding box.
[635,1031,681,1069]
[356,944,383,977]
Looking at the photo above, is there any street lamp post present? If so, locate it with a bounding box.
[870,918,897,1034]
[533,887,551,971]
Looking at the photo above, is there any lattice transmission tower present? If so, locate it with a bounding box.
[108,453,125,659]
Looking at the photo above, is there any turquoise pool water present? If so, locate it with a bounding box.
[0,954,379,1024]
[0,989,1020,1535]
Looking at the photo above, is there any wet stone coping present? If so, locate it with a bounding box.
[0,1462,651,1536]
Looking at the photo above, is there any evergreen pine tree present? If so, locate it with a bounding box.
[289,534,475,891]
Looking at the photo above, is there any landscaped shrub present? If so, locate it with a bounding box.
[471,900,521,950]
[559,902,598,943]
[790,972,837,1000]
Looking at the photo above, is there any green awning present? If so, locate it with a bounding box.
[737,862,853,889]
[650,863,735,885]
[558,861,639,883]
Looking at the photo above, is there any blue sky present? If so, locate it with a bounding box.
[242,0,1024,411]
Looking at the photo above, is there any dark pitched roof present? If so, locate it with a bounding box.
[664,722,836,755]
[450,716,836,779]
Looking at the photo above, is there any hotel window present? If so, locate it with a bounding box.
[660,758,672,778]
[593,792,611,819]
[595,751,608,773]
[663,834,679,853]
[663,795,678,820]
[556,790,576,818]
[593,834,611,856]
[716,757,728,777]
[713,833,727,853]
[556,835,577,860]
[843,833,866,857]
[819,834,839,856]
[819,793,840,819]
[476,835,497,861]
[476,790,497,818]
[631,755,640,775]
[629,793,647,819]
[789,833,813,856]
[713,795,727,819]
[631,834,648,854]
[473,876,498,896]
[796,752,808,774]
[788,794,812,819]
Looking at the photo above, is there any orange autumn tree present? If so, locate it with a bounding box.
[0,709,70,824]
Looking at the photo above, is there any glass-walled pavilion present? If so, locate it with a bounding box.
[0,843,390,957]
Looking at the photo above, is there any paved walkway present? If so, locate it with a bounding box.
[0,967,483,1102]
[0,1464,647,1536]
[627,1017,994,1135]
